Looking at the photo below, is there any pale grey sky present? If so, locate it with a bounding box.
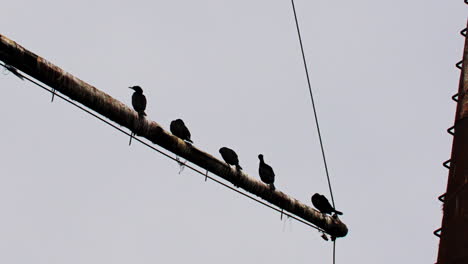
[0,1,465,263]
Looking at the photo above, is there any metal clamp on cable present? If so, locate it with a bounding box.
[438,193,446,202]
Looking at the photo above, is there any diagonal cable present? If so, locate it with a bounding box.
[290,0,336,208]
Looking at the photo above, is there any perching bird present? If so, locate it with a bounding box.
[128,85,147,146]
[311,193,343,215]
[129,85,147,117]
[170,119,193,143]
[258,154,275,190]
[219,147,242,170]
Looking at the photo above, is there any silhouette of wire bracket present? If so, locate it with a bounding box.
[447,125,456,136]
[438,193,446,202]
[51,89,56,102]
[462,28,467,37]
[443,159,452,169]
[456,61,463,70]
[433,227,442,238]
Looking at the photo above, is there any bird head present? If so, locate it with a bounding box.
[258,154,264,161]
[129,86,143,93]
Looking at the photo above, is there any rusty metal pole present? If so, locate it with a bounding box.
[0,34,348,238]
[436,20,468,264]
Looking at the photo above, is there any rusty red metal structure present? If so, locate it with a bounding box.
[436,19,468,264]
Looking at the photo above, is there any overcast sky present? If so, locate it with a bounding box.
[0,1,466,263]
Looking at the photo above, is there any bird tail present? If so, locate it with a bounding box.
[270,183,276,191]
[236,164,242,171]
[334,209,343,215]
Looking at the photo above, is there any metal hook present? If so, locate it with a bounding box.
[443,159,451,169]
[438,193,446,202]
[461,28,467,37]
[129,132,134,146]
[447,125,455,136]
[51,89,56,102]
[456,61,463,70]
[433,227,442,238]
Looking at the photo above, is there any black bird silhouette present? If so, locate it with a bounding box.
[219,147,242,170]
[311,193,343,215]
[170,119,193,143]
[128,85,147,145]
[129,86,147,117]
[258,154,275,190]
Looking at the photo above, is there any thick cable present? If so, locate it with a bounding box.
[0,62,325,233]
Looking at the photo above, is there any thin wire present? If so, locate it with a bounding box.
[333,240,336,264]
[0,62,325,233]
[290,0,336,208]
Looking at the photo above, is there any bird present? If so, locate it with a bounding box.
[129,85,147,117]
[311,193,343,215]
[219,147,242,170]
[258,154,275,190]
[128,85,147,146]
[170,119,193,143]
